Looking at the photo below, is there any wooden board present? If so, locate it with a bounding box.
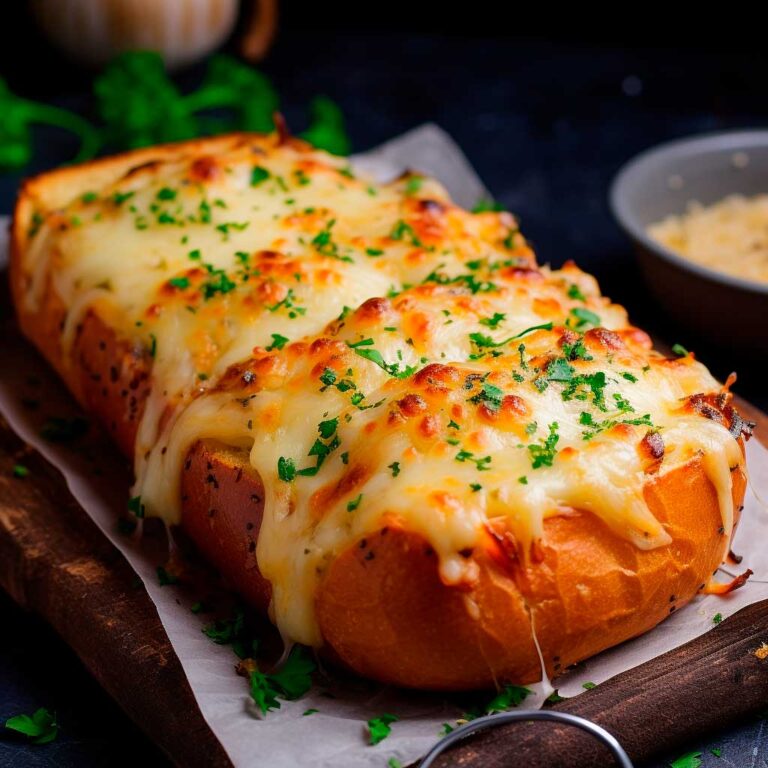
[1,328,766,767]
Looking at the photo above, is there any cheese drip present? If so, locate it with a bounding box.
[19,134,747,648]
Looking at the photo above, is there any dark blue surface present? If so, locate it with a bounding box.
[1,21,766,768]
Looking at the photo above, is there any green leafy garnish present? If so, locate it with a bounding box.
[250,166,270,186]
[347,493,363,512]
[468,381,504,412]
[672,343,690,357]
[567,283,587,301]
[266,333,290,351]
[527,422,560,469]
[669,752,702,768]
[0,78,99,172]
[12,464,29,478]
[713,612,723,624]
[472,198,505,213]
[567,307,601,330]
[469,322,554,354]
[250,646,316,715]
[405,176,424,196]
[168,276,190,290]
[485,684,531,713]
[479,312,506,329]
[298,96,350,156]
[347,339,416,379]
[4,708,58,744]
[389,219,423,247]
[388,462,401,477]
[278,456,297,482]
[455,450,492,471]
[368,714,398,745]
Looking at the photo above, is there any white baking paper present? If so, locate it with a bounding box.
[0,124,766,767]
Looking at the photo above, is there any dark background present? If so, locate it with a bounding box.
[1,4,766,766]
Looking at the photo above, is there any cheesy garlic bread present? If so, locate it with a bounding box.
[11,132,750,690]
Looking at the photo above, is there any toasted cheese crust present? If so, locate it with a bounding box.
[11,133,749,679]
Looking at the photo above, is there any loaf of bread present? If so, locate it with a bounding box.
[11,133,750,690]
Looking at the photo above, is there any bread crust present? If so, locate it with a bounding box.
[10,139,749,690]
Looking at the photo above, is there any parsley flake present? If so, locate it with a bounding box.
[368,714,398,745]
[4,708,58,744]
[527,422,560,469]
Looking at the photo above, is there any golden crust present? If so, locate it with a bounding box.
[9,135,750,691]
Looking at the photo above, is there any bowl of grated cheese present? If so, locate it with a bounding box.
[610,130,768,353]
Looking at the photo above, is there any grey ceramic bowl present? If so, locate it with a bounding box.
[610,130,768,353]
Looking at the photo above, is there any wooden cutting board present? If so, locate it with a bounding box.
[1,334,766,768]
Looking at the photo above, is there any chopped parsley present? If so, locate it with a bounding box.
[713,612,723,624]
[518,476,528,484]
[404,176,424,196]
[567,283,587,301]
[249,646,316,715]
[367,714,398,745]
[388,461,401,477]
[485,684,531,713]
[266,288,307,318]
[4,708,58,744]
[579,411,653,440]
[168,276,190,289]
[562,337,593,361]
[468,381,504,412]
[12,464,29,478]
[527,422,560,469]
[622,372,638,382]
[278,456,297,482]
[81,191,98,204]
[567,307,601,330]
[455,450,492,471]
[347,339,416,379]
[346,493,363,512]
[479,312,506,329]
[365,247,384,257]
[156,186,176,201]
[312,219,352,262]
[112,190,135,206]
[423,264,497,295]
[250,165,270,186]
[470,482,482,492]
[201,265,236,299]
[266,333,289,351]
[582,681,597,690]
[303,708,318,716]
[668,751,702,768]
[469,322,554,355]
[389,219,423,247]
[561,371,609,410]
[672,343,690,357]
[472,198,505,213]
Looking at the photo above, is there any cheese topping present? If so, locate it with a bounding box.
[19,134,747,647]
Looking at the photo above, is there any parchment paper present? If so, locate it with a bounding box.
[1,124,766,767]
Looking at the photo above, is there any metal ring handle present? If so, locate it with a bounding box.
[418,710,634,768]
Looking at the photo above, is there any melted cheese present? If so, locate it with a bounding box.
[20,133,747,647]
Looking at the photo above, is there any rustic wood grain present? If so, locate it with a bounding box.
[426,598,768,767]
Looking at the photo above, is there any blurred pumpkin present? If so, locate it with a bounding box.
[29,0,277,70]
